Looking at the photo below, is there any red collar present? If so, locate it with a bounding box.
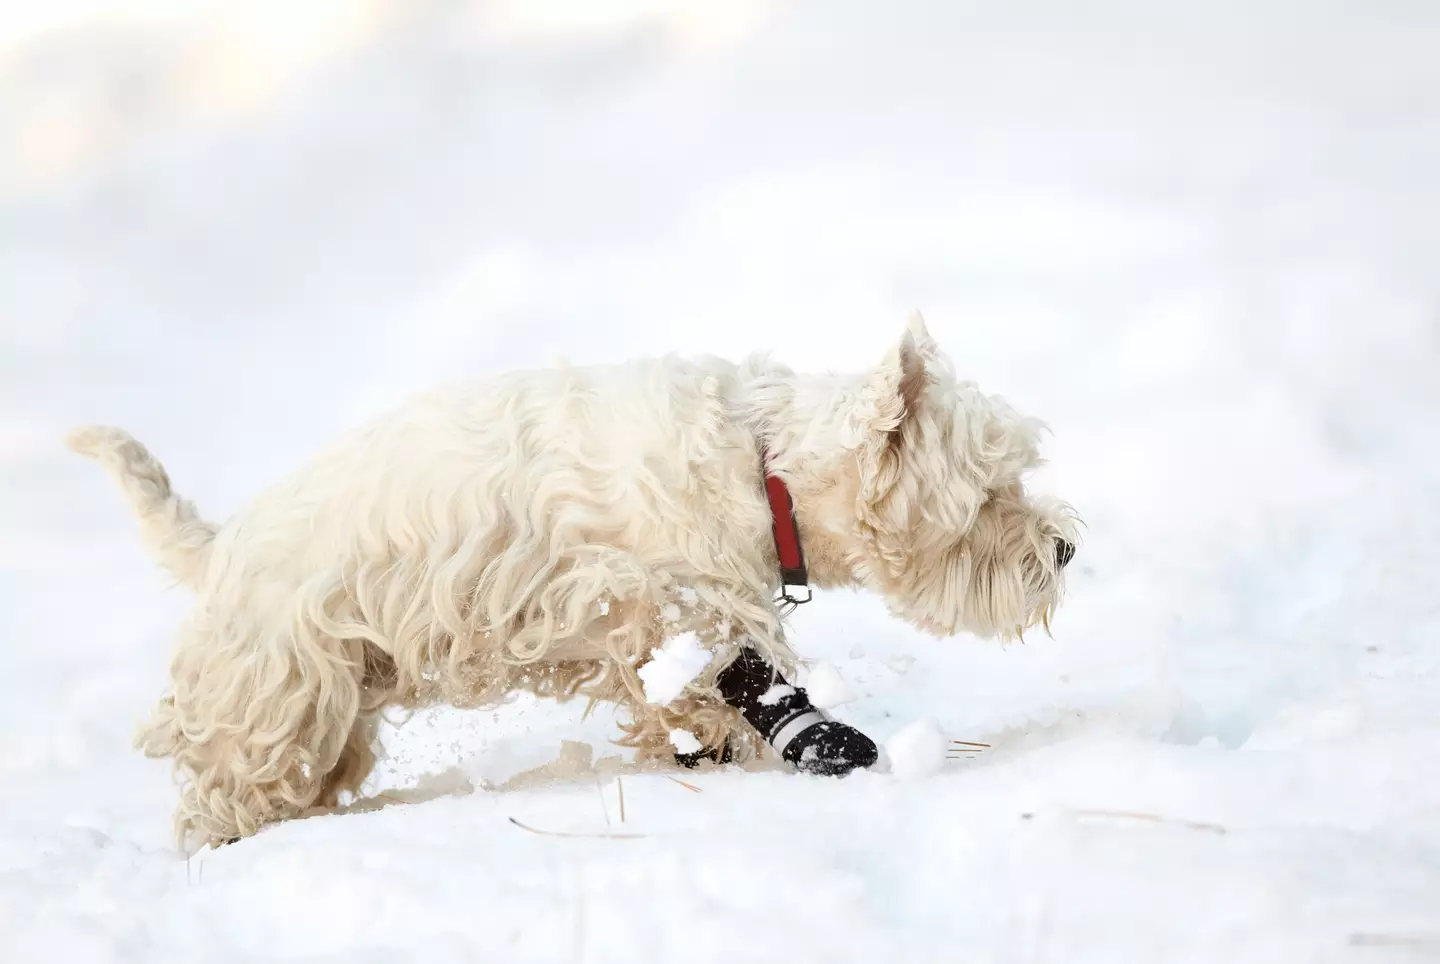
[763,461,811,611]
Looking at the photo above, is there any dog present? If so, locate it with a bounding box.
[69,311,1079,849]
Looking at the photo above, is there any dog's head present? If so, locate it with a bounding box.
[841,312,1080,640]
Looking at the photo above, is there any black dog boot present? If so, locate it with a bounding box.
[714,646,877,776]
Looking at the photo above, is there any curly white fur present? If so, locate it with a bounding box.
[70,312,1078,850]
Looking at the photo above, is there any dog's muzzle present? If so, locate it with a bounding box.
[1055,539,1076,569]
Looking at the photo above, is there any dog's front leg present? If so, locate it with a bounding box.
[637,583,878,776]
[705,645,878,777]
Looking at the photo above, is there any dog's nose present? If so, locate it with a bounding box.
[1055,539,1075,569]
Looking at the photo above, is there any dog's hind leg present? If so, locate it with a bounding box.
[316,642,399,808]
[317,711,381,808]
[601,585,779,768]
[141,614,372,850]
[621,693,762,768]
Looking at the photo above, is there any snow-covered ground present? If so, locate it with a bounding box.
[4,1,1440,960]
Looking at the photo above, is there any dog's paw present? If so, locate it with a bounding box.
[781,720,878,777]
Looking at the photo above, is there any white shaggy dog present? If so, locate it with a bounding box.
[70,312,1079,849]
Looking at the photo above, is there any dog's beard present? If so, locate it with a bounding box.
[963,551,1065,642]
[877,497,1076,641]
[889,551,1063,641]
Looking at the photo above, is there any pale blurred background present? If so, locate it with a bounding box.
[3,3,1440,959]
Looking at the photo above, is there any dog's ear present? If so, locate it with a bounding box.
[865,315,930,428]
[904,309,934,356]
[903,309,954,380]
[850,320,930,578]
[897,322,928,416]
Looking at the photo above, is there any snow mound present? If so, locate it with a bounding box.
[885,718,947,778]
[758,683,795,705]
[804,662,855,708]
[637,632,712,705]
[668,728,703,754]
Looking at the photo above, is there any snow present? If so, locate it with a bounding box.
[883,718,947,779]
[801,661,855,709]
[668,729,703,755]
[758,683,795,706]
[4,1,1440,961]
[637,632,712,705]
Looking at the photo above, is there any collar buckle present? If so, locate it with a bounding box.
[777,583,812,619]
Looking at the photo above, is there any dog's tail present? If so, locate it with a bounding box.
[67,425,218,590]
